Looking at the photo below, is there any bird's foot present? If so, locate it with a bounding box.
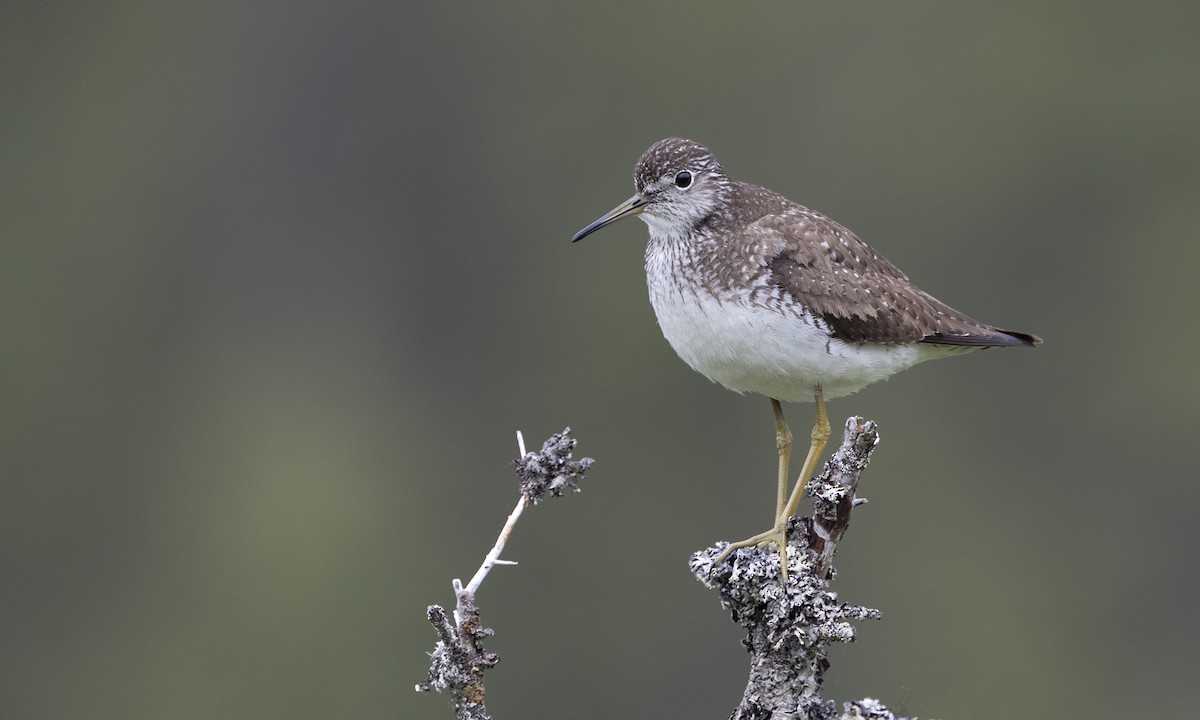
[711,521,791,581]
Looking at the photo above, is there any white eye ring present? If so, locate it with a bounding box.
[674,170,693,189]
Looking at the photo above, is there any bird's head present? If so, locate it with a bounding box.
[572,137,731,242]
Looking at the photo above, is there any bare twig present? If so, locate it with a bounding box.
[459,432,528,599]
[417,428,594,720]
[691,417,914,720]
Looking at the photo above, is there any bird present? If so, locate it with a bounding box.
[572,137,1040,579]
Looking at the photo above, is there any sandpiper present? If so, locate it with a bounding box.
[573,137,1040,578]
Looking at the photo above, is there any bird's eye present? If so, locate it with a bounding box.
[674,170,693,189]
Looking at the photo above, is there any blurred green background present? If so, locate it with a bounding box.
[4,2,1198,718]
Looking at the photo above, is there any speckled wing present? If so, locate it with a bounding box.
[748,209,1038,347]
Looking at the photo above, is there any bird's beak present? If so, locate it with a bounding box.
[571,194,647,242]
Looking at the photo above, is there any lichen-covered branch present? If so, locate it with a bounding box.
[420,420,929,719]
[419,597,497,720]
[416,428,594,720]
[691,417,915,720]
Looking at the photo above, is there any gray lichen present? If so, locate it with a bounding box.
[513,427,594,503]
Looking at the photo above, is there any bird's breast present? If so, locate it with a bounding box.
[644,236,924,402]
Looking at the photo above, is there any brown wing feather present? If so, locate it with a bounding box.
[746,205,1037,347]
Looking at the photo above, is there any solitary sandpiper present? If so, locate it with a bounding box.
[572,137,1040,579]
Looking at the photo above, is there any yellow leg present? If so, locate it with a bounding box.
[712,389,830,580]
[771,398,792,521]
[781,388,830,521]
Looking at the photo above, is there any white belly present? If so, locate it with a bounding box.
[650,284,925,402]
